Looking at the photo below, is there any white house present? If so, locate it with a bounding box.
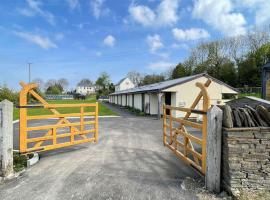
[115,77,135,92]
[76,84,96,95]
[109,73,238,118]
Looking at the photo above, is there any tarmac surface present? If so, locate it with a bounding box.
[0,105,204,200]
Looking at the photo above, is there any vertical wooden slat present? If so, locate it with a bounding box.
[52,128,56,145]
[95,102,99,142]
[80,106,84,134]
[70,126,74,144]
[19,90,27,153]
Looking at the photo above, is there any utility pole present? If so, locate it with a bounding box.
[28,62,32,83]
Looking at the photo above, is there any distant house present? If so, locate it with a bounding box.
[115,77,135,92]
[109,73,238,118]
[76,84,96,95]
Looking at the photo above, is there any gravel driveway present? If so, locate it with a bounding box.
[0,116,204,200]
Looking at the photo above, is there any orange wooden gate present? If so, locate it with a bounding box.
[163,79,211,175]
[18,82,98,154]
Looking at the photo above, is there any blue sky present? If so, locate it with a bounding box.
[0,0,269,90]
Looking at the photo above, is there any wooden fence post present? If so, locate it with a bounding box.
[0,100,13,178]
[206,105,223,193]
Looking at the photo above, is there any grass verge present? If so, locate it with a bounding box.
[13,99,117,120]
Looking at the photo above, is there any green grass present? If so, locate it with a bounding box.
[13,152,27,172]
[238,92,261,98]
[13,99,117,120]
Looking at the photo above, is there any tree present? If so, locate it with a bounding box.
[171,63,187,79]
[127,71,143,86]
[219,61,237,87]
[58,78,69,90]
[95,72,112,98]
[96,72,110,89]
[46,85,63,95]
[77,78,93,87]
[141,74,165,85]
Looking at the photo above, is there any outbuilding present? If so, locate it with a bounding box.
[109,73,238,118]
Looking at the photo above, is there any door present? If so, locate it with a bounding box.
[165,92,171,115]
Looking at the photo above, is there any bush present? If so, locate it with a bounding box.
[0,86,19,104]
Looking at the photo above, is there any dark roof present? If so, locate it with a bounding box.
[110,73,238,95]
[226,96,269,109]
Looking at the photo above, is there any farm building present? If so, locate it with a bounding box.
[109,73,238,118]
[115,77,135,92]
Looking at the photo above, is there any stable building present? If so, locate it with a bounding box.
[109,73,238,118]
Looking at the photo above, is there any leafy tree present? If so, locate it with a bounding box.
[171,63,187,79]
[45,84,63,95]
[219,61,238,87]
[77,78,93,87]
[0,86,18,104]
[141,74,165,85]
[95,72,113,98]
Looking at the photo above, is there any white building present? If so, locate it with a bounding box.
[76,85,96,95]
[115,77,135,92]
[109,73,238,118]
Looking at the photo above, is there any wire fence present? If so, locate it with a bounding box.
[236,87,261,94]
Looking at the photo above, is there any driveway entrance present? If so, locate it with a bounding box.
[1,116,202,200]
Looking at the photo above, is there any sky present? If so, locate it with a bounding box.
[0,0,269,90]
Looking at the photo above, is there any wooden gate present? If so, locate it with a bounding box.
[18,82,98,154]
[163,79,211,175]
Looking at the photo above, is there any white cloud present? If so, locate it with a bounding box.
[146,34,164,53]
[172,28,210,41]
[129,5,156,26]
[234,0,270,27]
[67,0,80,10]
[14,31,57,49]
[90,0,109,19]
[149,61,175,71]
[103,35,116,47]
[129,0,180,27]
[18,0,55,25]
[192,0,246,36]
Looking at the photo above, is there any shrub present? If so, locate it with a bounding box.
[0,86,19,104]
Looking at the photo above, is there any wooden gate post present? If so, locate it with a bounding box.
[206,105,223,193]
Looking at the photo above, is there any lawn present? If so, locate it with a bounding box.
[13,99,117,120]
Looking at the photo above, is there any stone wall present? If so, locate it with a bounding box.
[222,127,270,194]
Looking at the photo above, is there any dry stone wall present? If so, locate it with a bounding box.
[222,127,270,194]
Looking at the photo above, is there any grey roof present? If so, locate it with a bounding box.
[110,73,238,95]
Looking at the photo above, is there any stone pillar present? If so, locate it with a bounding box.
[0,100,13,177]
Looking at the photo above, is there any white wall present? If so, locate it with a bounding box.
[115,78,135,92]
[149,93,158,115]
[127,94,133,107]
[121,95,126,106]
[134,94,142,110]
[76,86,96,95]
[163,76,238,117]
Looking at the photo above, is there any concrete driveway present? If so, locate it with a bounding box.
[0,117,203,200]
